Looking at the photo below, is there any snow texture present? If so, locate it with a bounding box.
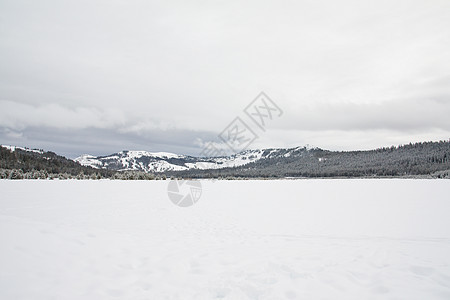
[1,179,450,299]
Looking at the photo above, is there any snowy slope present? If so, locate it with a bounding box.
[74,147,311,173]
[74,151,190,171]
[1,179,449,299]
[1,145,44,154]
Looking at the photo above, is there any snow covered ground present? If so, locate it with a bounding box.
[1,179,450,299]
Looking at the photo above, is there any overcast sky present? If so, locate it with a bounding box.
[1,0,450,158]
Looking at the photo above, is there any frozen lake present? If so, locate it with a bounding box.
[1,179,450,299]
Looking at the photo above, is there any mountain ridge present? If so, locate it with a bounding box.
[74,147,313,173]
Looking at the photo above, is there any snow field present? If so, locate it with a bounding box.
[0,179,449,299]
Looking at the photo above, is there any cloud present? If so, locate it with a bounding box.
[0,126,219,158]
[1,0,450,156]
[0,100,127,130]
[276,97,450,132]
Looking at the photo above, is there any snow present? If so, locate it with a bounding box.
[123,151,182,159]
[212,150,264,168]
[74,154,101,169]
[186,151,264,170]
[1,179,450,299]
[148,152,183,159]
[1,145,44,154]
[147,160,188,172]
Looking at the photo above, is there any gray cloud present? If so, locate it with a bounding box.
[0,126,218,159]
[277,96,450,132]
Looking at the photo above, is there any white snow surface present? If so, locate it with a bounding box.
[123,150,180,159]
[1,179,450,299]
[74,154,101,168]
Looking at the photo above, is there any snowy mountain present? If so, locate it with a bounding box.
[74,147,313,173]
